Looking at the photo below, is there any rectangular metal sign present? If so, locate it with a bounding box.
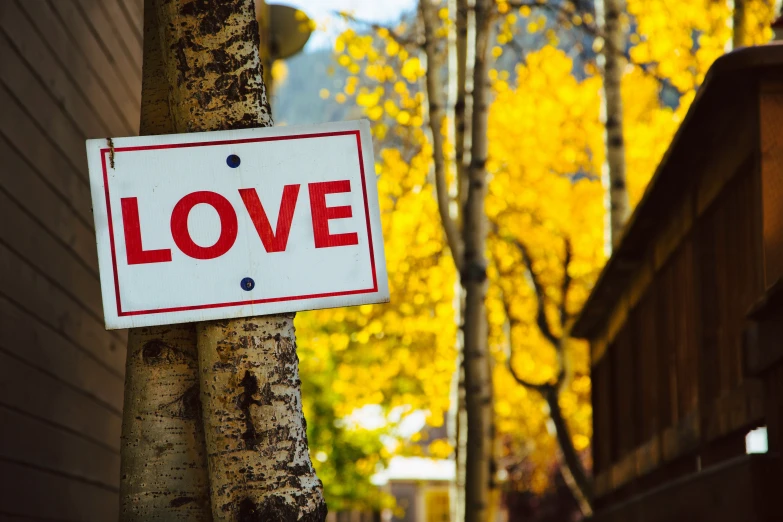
[86,120,388,330]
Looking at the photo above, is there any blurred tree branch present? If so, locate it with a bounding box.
[490,214,592,514]
[420,0,465,271]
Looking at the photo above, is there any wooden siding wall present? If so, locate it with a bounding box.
[591,150,764,499]
[698,167,762,404]
[0,1,141,520]
[761,83,783,288]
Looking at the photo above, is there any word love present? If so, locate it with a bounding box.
[88,122,388,329]
[121,180,358,265]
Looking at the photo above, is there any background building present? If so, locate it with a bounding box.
[0,1,140,519]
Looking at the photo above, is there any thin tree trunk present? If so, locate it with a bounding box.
[485,354,499,522]
[732,0,746,49]
[119,2,212,518]
[455,0,469,220]
[455,362,467,522]
[462,0,493,520]
[455,3,471,519]
[151,1,326,520]
[445,1,466,519]
[598,0,629,248]
[421,0,463,271]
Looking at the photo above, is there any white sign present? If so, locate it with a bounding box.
[86,120,388,330]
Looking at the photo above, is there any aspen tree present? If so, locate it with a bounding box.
[420,1,462,270]
[440,0,469,517]
[119,1,211,519]
[418,0,492,518]
[453,2,471,518]
[125,1,326,521]
[597,0,630,247]
[462,0,493,519]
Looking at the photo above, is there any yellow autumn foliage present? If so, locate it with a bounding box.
[295,0,777,504]
[297,142,459,424]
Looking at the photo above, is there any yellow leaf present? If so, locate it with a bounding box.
[386,40,400,57]
[367,105,384,121]
[400,57,422,82]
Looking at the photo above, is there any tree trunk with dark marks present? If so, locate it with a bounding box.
[154,0,273,132]
[452,1,470,518]
[597,0,629,249]
[462,0,493,520]
[119,1,212,519]
[455,0,470,222]
[150,1,326,520]
[197,316,325,520]
[120,327,212,520]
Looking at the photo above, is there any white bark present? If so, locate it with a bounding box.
[462,0,493,520]
[149,1,325,520]
[597,0,630,248]
[454,2,471,520]
[119,2,212,518]
[120,326,212,520]
[197,316,325,521]
[421,0,463,270]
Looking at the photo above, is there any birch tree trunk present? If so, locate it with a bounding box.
[120,325,212,520]
[151,0,326,520]
[446,0,465,521]
[197,317,325,521]
[119,2,211,518]
[455,0,470,218]
[598,0,629,248]
[454,2,471,519]
[462,0,493,519]
[421,0,462,269]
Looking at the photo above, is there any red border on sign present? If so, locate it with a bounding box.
[100,130,379,317]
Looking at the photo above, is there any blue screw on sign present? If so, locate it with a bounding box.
[241,277,255,291]
[227,154,241,168]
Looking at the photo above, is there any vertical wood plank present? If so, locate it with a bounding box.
[656,260,677,428]
[760,83,783,288]
[697,208,720,414]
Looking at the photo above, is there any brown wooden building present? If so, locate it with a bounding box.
[0,1,142,519]
[572,44,783,521]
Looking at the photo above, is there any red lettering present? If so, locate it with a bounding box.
[170,191,238,260]
[121,197,172,265]
[308,180,359,248]
[239,185,300,253]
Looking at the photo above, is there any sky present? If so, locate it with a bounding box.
[278,0,417,49]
